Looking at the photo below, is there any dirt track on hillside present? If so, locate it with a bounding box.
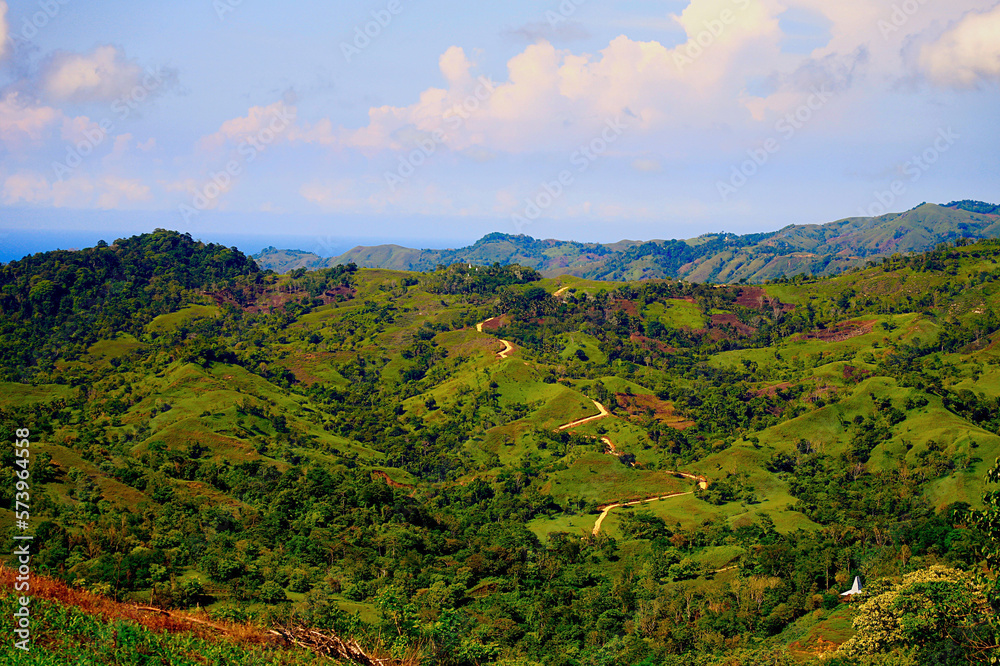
[551,401,708,534]
[591,491,694,535]
[477,318,515,358]
[557,399,610,430]
[473,317,707,535]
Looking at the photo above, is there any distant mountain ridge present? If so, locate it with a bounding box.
[252,201,1000,282]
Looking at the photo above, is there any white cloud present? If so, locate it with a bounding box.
[2,171,49,204]
[2,171,150,208]
[193,0,997,167]
[59,114,107,143]
[3,0,996,221]
[161,177,201,195]
[42,46,146,103]
[0,93,61,146]
[198,101,299,153]
[312,4,804,157]
[95,176,152,208]
[2,172,94,207]
[104,133,133,164]
[439,46,473,87]
[920,4,1000,88]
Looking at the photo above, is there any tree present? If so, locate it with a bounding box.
[966,457,1000,662]
[258,580,288,604]
[840,460,1000,664]
[839,565,993,664]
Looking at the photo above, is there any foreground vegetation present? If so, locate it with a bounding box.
[2,228,999,664]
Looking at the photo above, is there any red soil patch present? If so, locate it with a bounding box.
[206,285,355,314]
[629,333,676,353]
[754,381,793,398]
[735,287,768,309]
[710,313,756,337]
[614,393,696,430]
[843,365,870,381]
[801,319,876,343]
[324,285,354,299]
[735,287,795,313]
[481,315,509,331]
[611,299,639,316]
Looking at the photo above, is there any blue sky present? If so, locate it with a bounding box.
[0,0,998,254]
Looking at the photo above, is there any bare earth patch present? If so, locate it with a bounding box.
[614,392,695,429]
[801,319,876,342]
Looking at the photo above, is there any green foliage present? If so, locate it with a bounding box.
[0,229,260,380]
[426,262,541,295]
[255,201,1000,284]
[7,233,1000,663]
[0,591,325,664]
[840,566,994,664]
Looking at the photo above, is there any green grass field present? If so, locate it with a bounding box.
[642,299,706,329]
[146,304,220,333]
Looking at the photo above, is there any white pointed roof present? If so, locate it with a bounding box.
[840,576,863,596]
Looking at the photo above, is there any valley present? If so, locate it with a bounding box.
[1,229,999,665]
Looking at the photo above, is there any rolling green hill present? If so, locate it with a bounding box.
[253,201,1000,284]
[3,230,999,665]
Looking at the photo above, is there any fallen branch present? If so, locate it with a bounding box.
[269,625,398,665]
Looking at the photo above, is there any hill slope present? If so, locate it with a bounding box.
[252,201,1000,283]
[3,230,999,665]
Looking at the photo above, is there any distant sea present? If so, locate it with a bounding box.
[0,225,471,264]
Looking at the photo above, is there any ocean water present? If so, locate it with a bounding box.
[0,226,471,264]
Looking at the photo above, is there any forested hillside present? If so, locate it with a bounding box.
[254,201,1000,284]
[2,229,999,665]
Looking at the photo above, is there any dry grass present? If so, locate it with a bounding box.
[0,564,275,646]
[0,565,411,664]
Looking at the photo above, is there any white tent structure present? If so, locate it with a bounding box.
[840,576,864,597]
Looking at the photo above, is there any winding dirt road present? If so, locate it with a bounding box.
[557,399,610,430]
[592,491,694,535]
[677,472,709,490]
[552,400,707,535]
[473,316,707,535]
[477,318,515,359]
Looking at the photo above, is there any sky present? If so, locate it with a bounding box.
[0,0,998,257]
